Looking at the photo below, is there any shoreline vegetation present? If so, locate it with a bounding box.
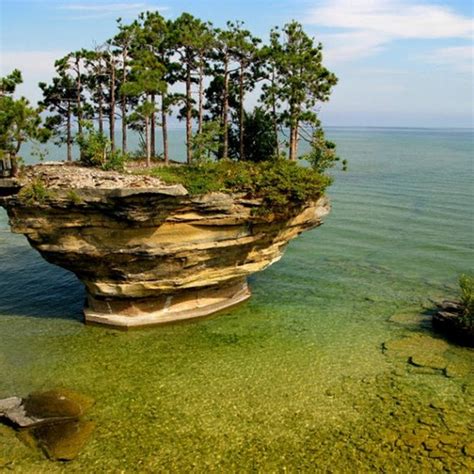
[433,275,474,347]
[0,11,346,201]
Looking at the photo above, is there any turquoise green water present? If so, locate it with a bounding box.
[1,128,473,471]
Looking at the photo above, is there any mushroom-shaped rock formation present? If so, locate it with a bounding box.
[0,165,330,328]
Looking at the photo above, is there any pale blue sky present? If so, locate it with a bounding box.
[1,0,473,127]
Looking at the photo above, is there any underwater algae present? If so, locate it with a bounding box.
[1,128,473,471]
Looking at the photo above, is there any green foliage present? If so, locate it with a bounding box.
[66,190,83,205]
[103,149,128,171]
[459,274,474,327]
[0,69,23,96]
[76,123,109,167]
[76,122,127,171]
[39,70,79,161]
[191,120,222,163]
[254,160,331,213]
[33,14,340,169]
[0,70,49,175]
[204,75,238,125]
[150,159,330,214]
[29,14,341,182]
[262,21,338,161]
[18,179,54,204]
[229,107,277,162]
[300,126,348,173]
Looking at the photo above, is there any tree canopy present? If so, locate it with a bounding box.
[3,12,344,176]
[0,70,48,175]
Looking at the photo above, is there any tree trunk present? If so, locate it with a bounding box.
[145,115,151,167]
[273,107,280,159]
[289,126,294,161]
[67,102,72,162]
[151,93,156,158]
[121,49,128,153]
[10,153,19,177]
[161,94,169,165]
[293,119,299,159]
[98,94,104,134]
[198,59,204,134]
[289,112,295,161]
[289,115,298,161]
[271,69,280,159]
[185,58,192,164]
[76,58,83,135]
[239,63,245,161]
[121,99,127,153]
[222,55,229,159]
[109,60,116,152]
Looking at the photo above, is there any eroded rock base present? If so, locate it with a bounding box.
[84,278,251,328]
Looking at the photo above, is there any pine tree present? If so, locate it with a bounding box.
[227,21,261,160]
[82,47,108,134]
[39,67,78,162]
[173,13,214,163]
[112,18,140,153]
[55,51,88,135]
[1,70,48,175]
[123,43,166,166]
[268,22,337,161]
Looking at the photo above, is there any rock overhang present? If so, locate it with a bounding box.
[1,165,330,328]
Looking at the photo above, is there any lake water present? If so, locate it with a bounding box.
[1,128,473,471]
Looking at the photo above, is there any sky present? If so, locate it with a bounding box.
[0,0,473,128]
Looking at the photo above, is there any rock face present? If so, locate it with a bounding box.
[1,165,330,327]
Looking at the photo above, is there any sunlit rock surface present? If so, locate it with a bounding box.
[0,164,330,327]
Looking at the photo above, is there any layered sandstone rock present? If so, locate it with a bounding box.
[1,165,330,327]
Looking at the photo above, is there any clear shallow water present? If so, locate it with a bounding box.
[1,128,473,471]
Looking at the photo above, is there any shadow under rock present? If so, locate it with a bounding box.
[0,250,84,323]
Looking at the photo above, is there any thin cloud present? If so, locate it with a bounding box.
[0,51,64,77]
[304,0,474,62]
[60,2,169,19]
[0,51,67,104]
[424,45,474,73]
[317,30,390,62]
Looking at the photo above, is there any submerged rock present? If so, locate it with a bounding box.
[383,334,450,374]
[0,389,94,428]
[0,389,95,461]
[432,301,474,347]
[0,164,330,327]
[21,420,96,461]
[23,389,94,421]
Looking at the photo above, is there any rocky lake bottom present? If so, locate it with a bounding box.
[0,128,473,471]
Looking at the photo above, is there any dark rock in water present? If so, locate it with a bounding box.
[24,389,94,420]
[437,300,463,312]
[0,389,94,428]
[30,420,96,461]
[432,301,474,347]
[0,389,95,461]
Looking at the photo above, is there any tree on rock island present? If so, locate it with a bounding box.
[2,13,343,175]
[0,70,48,176]
[266,21,338,162]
